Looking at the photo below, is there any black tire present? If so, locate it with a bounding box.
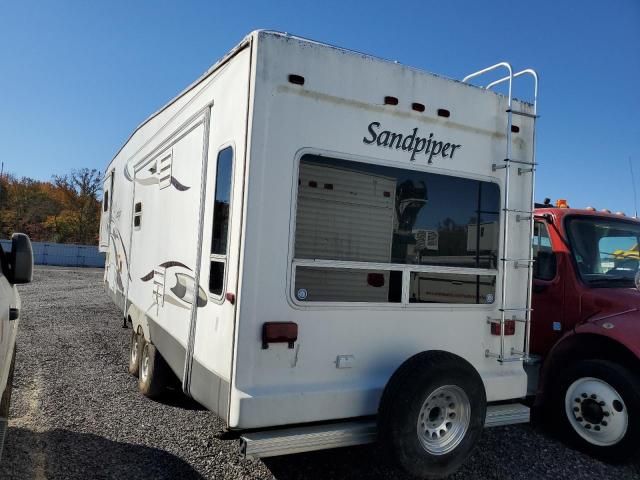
[138,340,168,399]
[378,351,486,479]
[128,330,143,377]
[552,359,640,462]
[0,348,16,418]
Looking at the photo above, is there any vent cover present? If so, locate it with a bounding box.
[158,151,173,189]
[415,230,439,251]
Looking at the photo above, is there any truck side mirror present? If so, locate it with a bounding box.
[8,233,33,284]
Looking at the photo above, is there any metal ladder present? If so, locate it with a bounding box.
[463,63,539,363]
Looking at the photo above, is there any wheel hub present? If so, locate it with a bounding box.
[131,335,139,363]
[565,377,628,446]
[417,385,470,455]
[580,398,604,425]
[141,345,149,381]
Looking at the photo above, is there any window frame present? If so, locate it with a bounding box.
[208,144,236,301]
[287,148,501,309]
[532,220,557,282]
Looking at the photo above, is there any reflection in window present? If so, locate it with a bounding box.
[533,222,556,281]
[211,148,233,255]
[294,155,500,269]
[409,273,495,304]
[292,154,500,304]
[209,147,233,295]
[295,267,402,303]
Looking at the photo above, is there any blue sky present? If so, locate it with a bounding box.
[1,0,639,213]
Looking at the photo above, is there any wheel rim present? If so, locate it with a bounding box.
[130,333,139,366]
[565,376,628,446]
[417,385,471,455]
[140,344,150,381]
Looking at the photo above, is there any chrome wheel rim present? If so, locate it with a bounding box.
[417,385,471,455]
[565,377,628,446]
[130,333,139,366]
[141,344,150,381]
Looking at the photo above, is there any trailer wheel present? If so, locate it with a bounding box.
[378,351,486,479]
[128,330,143,377]
[554,359,640,462]
[138,340,168,399]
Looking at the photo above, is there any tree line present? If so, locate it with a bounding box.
[0,168,102,245]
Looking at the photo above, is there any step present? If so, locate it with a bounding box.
[240,403,530,459]
[240,420,377,459]
[485,403,530,427]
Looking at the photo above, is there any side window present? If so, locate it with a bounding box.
[209,147,234,296]
[533,221,556,280]
[103,190,109,212]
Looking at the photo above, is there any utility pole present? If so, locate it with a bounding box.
[630,156,638,218]
[0,162,4,207]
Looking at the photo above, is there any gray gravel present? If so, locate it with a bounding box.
[1,266,639,479]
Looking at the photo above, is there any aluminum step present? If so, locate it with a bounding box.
[240,420,377,459]
[485,403,530,427]
[240,403,530,459]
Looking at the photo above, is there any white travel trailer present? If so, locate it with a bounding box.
[100,31,538,478]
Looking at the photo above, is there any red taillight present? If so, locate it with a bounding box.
[262,322,298,349]
[491,319,515,336]
[367,273,385,287]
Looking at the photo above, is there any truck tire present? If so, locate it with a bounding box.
[554,359,640,462]
[138,340,168,399]
[128,330,143,377]
[378,351,486,479]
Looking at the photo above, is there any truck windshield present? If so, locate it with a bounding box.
[567,216,640,287]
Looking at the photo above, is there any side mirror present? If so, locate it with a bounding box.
[8,233,33,284]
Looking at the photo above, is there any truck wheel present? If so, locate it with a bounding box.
[555,359,640,462]
[128,330,143,377]
[378,351,486,479]
[138,340,168,399]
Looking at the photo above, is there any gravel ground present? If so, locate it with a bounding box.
[1,266,639,479]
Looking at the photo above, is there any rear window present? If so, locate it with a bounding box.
[291,154,500,304]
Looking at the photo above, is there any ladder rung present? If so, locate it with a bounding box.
[503,158,537,166]
[487,317,526,324]
[503,208,533,214]
[485,350,524,362]
[518,167,535,175]
[500,307,533,312]
[507,108,538,119]
[501,258,534,262]
[499,356,524,363]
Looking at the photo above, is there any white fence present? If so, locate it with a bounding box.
[0,240,105,268]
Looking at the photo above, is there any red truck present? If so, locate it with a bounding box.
[530,201,640,461]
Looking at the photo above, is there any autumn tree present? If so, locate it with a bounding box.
[0,168,102,245]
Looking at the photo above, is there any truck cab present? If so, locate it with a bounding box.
[531,203,640,460]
